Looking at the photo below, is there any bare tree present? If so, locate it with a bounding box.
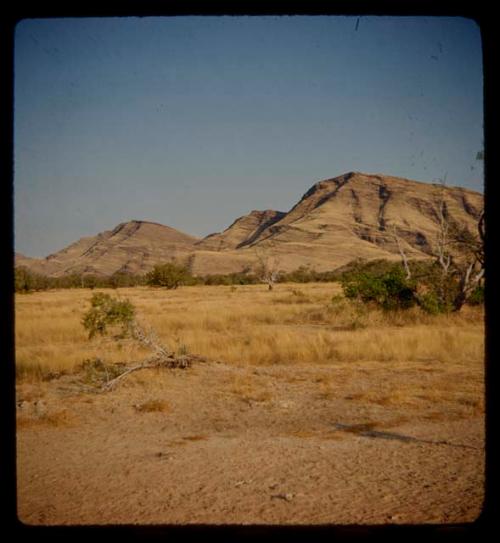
[254,242,281,291]
[391,177,484,311]
[447,209,484,311]
[429,179,484,311]
[433,181,453,275]
[391,226,412,280]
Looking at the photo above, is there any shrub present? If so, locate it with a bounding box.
[277,266,341,284]
[82,292,135,339]
[201,272,259,286]
[78,357,126,385]
[416,292,445,315]
[341,265,417,311]
[146,262,192,289]
[108,271,139,288]
[468,284,485,306]
[15,267,52,292]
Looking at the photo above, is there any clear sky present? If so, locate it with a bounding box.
[14,15,484,257]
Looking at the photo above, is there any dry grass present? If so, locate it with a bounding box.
[15,284,484,390]
[133,399,170,413]
[15,283,484,420]
[227,374,273,404]
[17,408,74,429]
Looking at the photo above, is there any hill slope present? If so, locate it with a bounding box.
[18,172,483,277]
[20,220,199,277]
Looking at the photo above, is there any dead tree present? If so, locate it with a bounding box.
[100,321,194,391]
[391,226,412,280]
[254,243,281,291]
[391,179,484,311]
[447,210,484,311]
[433,179,484,310]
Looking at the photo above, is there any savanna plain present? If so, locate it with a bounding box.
[15,282,485,525]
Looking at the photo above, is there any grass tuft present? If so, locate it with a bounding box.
[133,399,170,413]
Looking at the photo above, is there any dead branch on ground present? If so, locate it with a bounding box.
[100,320,211,391]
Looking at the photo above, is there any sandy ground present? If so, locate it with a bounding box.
[16,360,484,526]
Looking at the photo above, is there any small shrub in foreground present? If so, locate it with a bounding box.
[82,293,135,339]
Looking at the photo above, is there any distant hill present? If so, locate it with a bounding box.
[17,220,199,277]
[18,172,483,277]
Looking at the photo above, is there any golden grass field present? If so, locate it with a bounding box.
[16,282,484,414]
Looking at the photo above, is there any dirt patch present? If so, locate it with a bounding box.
[16,361,484,525]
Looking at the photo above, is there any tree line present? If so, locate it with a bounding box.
[14,256,484,313]
[14,262,348,293]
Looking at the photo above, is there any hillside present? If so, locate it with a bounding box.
[18,220,199,277]
[17,172,483,277]
[195,209,286,251]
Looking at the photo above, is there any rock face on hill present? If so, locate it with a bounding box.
[195,210,286,251]
[18,172,483,277]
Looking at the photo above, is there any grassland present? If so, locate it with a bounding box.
[16,282,484,415]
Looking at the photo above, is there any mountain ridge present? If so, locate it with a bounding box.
[16,172,483,277]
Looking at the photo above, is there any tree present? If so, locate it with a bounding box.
[447,210,484,311]
[14,267,52,292]
[428,178,484,311]
[254,243,282,291]
[81,292,207,391]
[15,267,34,293]
[393,178,484,312]
[146,262,192,289]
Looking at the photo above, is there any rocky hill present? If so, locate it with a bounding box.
[195,210,286,251]
[17,220,199,277]
[17,172,483,277]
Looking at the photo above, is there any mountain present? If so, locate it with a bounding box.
[226,171,483,270]
[19,220,199,277]
[195,209,286,251]
[187,171,483,274]
[17,172,483,277]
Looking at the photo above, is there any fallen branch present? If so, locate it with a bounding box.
[98,320,213,391]
[102,354,192,391]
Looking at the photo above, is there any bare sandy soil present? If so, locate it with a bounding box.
[16,360,484,526]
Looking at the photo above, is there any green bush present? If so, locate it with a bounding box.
[78,357,126,385]
[82,292,135,339]
[468,284,485,306]
[341,265,417,311]
[201,272,259,286]
[146,262,192,289]
[15,267,35,293]
[277,266,341,284]
[15,267,52,292]
[416,292,445,315]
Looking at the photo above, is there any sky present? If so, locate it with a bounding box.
[14,15,484,257]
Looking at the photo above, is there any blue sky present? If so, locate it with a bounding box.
[14,16,483,257]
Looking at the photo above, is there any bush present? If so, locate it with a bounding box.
[416,291,445,315]
[201,272,259,286]
[277,266,341,284]
[78,357,126,385]
[108,271,145,288]
[468,284,485,306]
[15,267,52,292]
[82,292,135,339]
[341,265,417,311]
[146,262,192,289]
